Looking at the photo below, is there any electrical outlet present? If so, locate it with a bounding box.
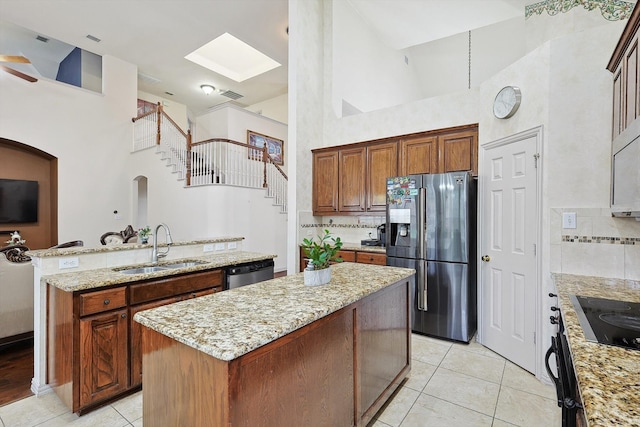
[215,243,225,251]
[114,213,122,220]
[59,257,79,269]
[203,244,215,252]
[562,212,577,229]
[228,242,237,250]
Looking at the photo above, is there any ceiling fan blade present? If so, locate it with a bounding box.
[0,55,31,64]
[0,65,38,82]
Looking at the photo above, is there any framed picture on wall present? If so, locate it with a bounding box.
[247,130,284,166]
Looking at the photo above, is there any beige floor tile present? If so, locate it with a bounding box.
[110,391,142,422]
[411,334,451,366]
[399,394,493,427]
[34,405,129,427]
[403,359,437,392]
[0,393,69,427]
[494,386,562,427]
[130,417,144,427]
[369,420,392,427]
[452,337,506,361]
[439,346,505,384]
[376,386,420,427]
[423,367,500,416]
[502,361,557,399]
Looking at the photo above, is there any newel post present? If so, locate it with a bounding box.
[262,144,268,188]
[155,102,162,146]
[186,129,192,186]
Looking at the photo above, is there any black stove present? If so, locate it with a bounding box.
[569,294,640,351]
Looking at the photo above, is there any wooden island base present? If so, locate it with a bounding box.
[141,278,410,427]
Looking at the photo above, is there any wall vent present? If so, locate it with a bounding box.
[36,35,49,43]
[221,90,243,100]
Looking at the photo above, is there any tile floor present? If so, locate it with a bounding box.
[0,334,561,427]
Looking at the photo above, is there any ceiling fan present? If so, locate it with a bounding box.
[0,55,38,82]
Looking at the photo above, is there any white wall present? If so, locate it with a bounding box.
[246,93,289,124]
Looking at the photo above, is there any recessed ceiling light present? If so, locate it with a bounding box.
[185,32,280,82]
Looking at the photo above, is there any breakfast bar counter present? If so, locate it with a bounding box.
[552,273,640,427]
[135,262,415,426]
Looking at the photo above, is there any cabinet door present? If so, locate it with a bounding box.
[129,297,181,387]
[367,142,397,212]
[439,129,478,176]
[624,38,638,127]
[312,151,339,215]
[399,136,438,175]
[79,308,129,407]
[339,147,366,212]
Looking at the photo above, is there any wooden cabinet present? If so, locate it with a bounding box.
[312,151,339,215]
[608,4,640,138]
[398,129,477,176]
[299,246,385,271]
[312,125,477,216]
[79,308,129,408]
[338,147,366,212]
[48,268,224,414]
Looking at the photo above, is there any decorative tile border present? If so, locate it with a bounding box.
[300,223,378,229]
[562,235,639,244]
[525,0,635,21]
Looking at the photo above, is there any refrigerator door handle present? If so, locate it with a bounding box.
[417,261,428,311]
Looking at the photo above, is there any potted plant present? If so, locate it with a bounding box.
[137,226,151,244]
[301,229,343,286]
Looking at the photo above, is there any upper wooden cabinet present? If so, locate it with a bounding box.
[312,151,339,215]
[312,124,477,216]
[608,3,640,138]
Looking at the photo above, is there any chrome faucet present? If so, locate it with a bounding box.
[151,223,173,263]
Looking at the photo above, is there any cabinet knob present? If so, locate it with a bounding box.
[121,313,127,319]
[104,299,110,305]
[191,293,197,298]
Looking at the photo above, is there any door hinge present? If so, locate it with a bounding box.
[533,153,540,168]
[533,332,536,344]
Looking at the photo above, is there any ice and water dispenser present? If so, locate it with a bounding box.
[386,176,421,259]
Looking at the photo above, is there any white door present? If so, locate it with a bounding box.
[479,128,540,373]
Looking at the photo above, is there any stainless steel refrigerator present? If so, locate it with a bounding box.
[386,172,476,343]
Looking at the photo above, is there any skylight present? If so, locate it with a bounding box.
[185,33,280,82]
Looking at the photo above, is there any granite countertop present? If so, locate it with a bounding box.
[552,273,640,427]
[45,251,275,292]
[27,236,244,258]
[134,262,415,361]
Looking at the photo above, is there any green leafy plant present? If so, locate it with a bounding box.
[301,229,343,270]
[138,225,151,238]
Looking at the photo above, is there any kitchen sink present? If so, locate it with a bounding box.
[162,261,208,269]
[117,266,171,274]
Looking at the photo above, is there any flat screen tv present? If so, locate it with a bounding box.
[0,179,39,224]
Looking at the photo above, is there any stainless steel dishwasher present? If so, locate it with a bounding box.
[225,259,275,290]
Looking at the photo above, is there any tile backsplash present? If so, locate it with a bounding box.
[551,208,640,280]
[298,211,385,244]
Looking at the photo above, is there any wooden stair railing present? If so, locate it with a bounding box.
[132,104,288,212]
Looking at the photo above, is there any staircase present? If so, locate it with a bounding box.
[132,104,287,214]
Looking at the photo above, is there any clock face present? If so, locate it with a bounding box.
[493,86,521,119]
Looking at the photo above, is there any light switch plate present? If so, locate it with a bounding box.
[562,212,577,229]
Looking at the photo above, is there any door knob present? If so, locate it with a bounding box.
[481,255,491,262]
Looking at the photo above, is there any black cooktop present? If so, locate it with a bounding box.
[570,295,640,350]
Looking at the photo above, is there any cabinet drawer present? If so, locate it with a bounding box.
[356,252,386,266]
[130,269,224,305]
[79,287,127,317]
[337,250,356,262]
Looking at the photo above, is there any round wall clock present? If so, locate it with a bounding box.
[493,86,521,119]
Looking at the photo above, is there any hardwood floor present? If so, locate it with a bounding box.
[0,339,34,407]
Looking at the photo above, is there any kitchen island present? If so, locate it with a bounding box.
[135,262,415,427]
[553,273,640,427]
